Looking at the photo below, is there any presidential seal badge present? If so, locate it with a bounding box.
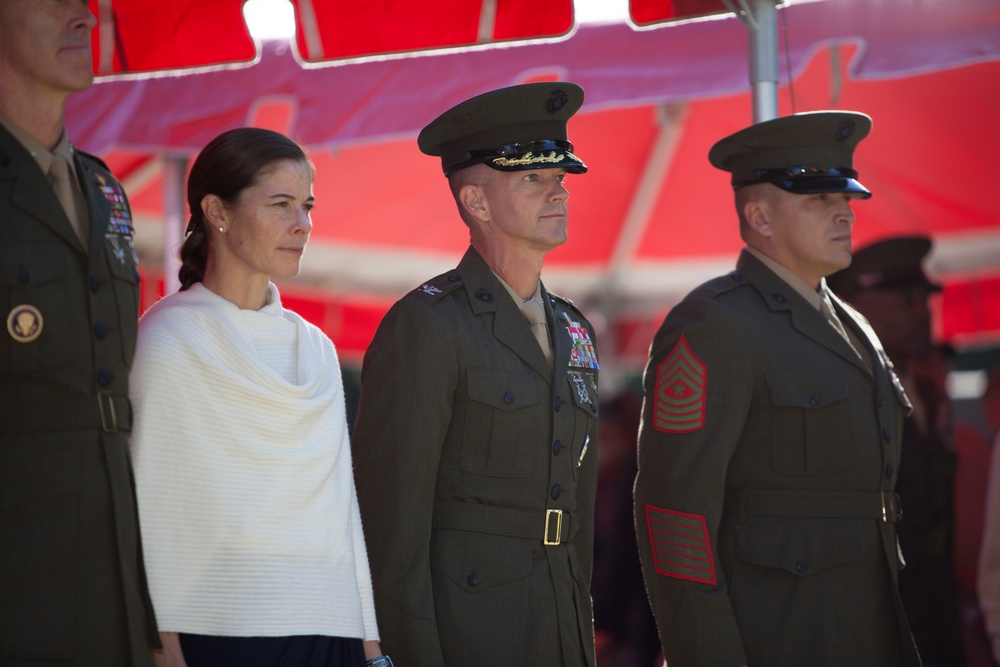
[6,304,43,343]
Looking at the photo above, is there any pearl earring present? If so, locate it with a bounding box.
[218,227,225,233]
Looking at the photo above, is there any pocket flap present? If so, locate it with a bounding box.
[0,248,68,286]
[765,368,848,408]
[467,368,538,411]
[431,530,533,593]
[735,519,865,577]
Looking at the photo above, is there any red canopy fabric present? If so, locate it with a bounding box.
[629,0,729,26]
[88,0,574,76]
[290,0,573,63]
[90,0,256,75]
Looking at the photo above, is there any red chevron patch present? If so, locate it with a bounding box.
[653,334,706,433]
[645,504,716,584]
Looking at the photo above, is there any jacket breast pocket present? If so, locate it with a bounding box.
[0,249,73,373]
[462,369,539,478]
[765,367,854,475]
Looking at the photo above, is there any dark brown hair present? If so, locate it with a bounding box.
[178,127,311,290]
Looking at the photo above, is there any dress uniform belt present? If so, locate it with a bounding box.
[433,500,579,545]
[723,487,902,524]
[0,392,132,434]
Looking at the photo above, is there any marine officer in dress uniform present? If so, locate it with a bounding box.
[352,82,600,667]
[0,1,158,664]
[633,111,923,666]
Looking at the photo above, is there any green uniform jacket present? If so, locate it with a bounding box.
[0,126,157,666]
[353,247,599,666]
[634,251,922,667]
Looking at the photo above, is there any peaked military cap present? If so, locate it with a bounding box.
[827,235,942,297]
[708,110,872,198]
[417,82,588,177]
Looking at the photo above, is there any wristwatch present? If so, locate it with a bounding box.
[366,656,394,667]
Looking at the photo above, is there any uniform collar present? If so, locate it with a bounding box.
[0,114,77,181]
[745,245,825,311]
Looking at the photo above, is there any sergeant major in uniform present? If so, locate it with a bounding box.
[633,111,922,666]
[0,1,158,664]
[352,82,600,666]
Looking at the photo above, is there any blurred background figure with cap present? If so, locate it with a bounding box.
[634,110,922,666]
[978,365,1000,667]
[352,82,601,666]
[829,235,964,666]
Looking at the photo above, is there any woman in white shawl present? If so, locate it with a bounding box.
[129,128,390,667]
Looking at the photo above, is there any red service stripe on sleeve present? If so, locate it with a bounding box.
[653,334,706,433]
[645,504,716,585]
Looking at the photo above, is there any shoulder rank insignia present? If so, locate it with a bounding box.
[653,334,706,433]
[644,504,716,584]
[418,284,442,296]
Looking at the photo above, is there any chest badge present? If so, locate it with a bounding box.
[7,304,43,343]
[568,371,591,405]
[561,313,599,370]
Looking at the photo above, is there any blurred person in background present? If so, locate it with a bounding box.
[829,235,963,666]
[974,365,1000,666]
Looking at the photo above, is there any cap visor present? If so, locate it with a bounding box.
[773,177,871,199]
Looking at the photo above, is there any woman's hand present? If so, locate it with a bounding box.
[154,632,188,667]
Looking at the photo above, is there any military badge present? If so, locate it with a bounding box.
[100,180,138,265]
[418,284,442,296]
[562,315,599,370]
[568,371,590,405]
[653,334,706,433]
[644,504,716,584]
[6,304,43,343]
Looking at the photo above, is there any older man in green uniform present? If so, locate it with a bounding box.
[0,1,158,664]
[352,83,600,666]
[634,111,922,666]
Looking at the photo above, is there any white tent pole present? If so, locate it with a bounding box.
[728,0,781,123]
[162,155,187,296]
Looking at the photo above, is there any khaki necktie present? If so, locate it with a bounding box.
[521,298,553,366]
[48,153,85,243]
[820,294,851,343]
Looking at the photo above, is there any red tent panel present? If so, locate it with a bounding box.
[89,0,256,75]
[89,0,574,75]
[629,0,730,26]
[292,0,574,62]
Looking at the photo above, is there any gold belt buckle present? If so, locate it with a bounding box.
[98,391,117,433]
[881,491,899,523]
[544,509,563,546]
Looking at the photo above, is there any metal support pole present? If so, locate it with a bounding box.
[745,0,780,123]
[162,155,188,296]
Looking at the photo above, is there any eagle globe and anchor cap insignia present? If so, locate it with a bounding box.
[653,334,706,433]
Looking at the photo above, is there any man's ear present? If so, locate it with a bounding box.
[459,184,489,223]
[743,197,772,238]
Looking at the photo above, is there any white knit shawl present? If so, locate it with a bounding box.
[129,283,378,639]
